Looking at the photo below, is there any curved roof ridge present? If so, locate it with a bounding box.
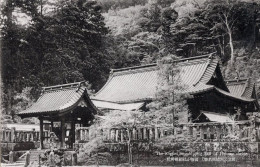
[193,55,219,86]
[18,82,99,118]
[112,63,157,73]
[43,81,85,92]
[111,52,216,73]
[225,78,249,83]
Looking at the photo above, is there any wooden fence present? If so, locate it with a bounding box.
[2,120,260,145]
[75,125,172,142]
[75,121,260,143]
[1,127,50,143]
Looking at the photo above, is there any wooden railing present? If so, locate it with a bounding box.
[1,127,50,143]
[75,126,173,143]
[75,121,260,143]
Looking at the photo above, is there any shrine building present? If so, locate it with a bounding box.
[18,82,99,149]
[17,53,259,149]
[92,53,259,122]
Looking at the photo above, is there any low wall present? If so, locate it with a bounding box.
[75,141,260,166]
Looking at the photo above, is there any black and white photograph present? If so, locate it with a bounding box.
[1,0,260,166]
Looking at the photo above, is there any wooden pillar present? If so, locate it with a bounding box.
[71,119,75,147]
[51,120,54,132]
[133,128,137,140]
[193,126,197,140]
[149,128,153,140]
[6,131,9,142]
[11,127,16,142]
[137,128,142,140]
[86,129,89,141]
[155,127,159,140]
[31,132,34,142]
[115,129,119,142]
[36,132,39,141]
[40,117,44,149]
[61,117,65,148]
[75,129,79,142]
[80,129,84,141]
[143,128,147,140]
[16,132,20,142]
[2,130,5,142]
[21,132,24,142]
[121,129,124,142]
[200,125,203,139]
[27,133,30,142]
[111,129,116,141]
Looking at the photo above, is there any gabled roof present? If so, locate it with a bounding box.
[18,82,98,118]
[93,53,240,103]
[226,78,255,98]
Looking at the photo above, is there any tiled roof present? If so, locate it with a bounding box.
[93,54,222,103]
[18,82,97,117]
[202,111,234,123]
[214,87,254,102]
[94,64,158,103]
[93,53,257,104]
[226,78,255,99]
[92,100,144,111]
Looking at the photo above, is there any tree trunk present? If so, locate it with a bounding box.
[224,14,235,66]
[228,30,234,66]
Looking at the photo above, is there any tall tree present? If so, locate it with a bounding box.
[147,55,190,126]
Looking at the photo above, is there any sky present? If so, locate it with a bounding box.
[0,0,58,26]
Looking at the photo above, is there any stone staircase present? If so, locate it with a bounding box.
[29,149,45,164]
[1,149,47,167]
[1,162,25,167]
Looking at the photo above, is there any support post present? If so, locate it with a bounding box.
[61,117,65,148]
[143,128,147,140]
[133,128,137,140]
[121,129,124,142]
[155,127,158,140]
[9,151,14,163]
[115,129,119,142]
[39,117,44,149]
[72,151,77,165]
[25,151,30,167]
[11,127,16,142]
[51,120,54,132]
[71,119,75,148]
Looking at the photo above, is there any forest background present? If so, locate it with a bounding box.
[1,0,260,123]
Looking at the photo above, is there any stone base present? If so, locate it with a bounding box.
[76,141,260,166]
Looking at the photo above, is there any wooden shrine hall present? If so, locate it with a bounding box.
[17,82,99,149]
[92,53,259,122]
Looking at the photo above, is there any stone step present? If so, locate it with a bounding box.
[15,161,25,163]
[1,163,25,167]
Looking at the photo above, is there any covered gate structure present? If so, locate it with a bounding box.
[18,82,99,149]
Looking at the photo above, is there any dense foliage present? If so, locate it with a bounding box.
[2,0,260,122]
[1,0,119,120]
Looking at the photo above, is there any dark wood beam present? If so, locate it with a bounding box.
[60,116,65,148]
[39,117,44,149]
[71,118,75,148]
[51,120,54,132]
